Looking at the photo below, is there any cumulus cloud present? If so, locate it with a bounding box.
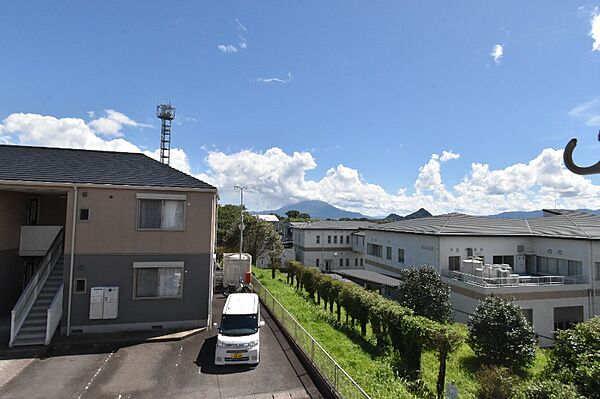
[3,111,599,216]
[89,109,151,137]
[256,72,293,84]
[591,9,600,51]
[490,44,504,64]
[197,147,600,216]
[0,111,191,174]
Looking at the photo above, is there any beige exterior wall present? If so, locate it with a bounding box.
[64,187,216,255]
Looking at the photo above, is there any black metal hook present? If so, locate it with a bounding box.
[563,132,600,176]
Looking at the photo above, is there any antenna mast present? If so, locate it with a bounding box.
[156,102,175,165]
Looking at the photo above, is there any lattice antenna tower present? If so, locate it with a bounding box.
[156,102,176,165]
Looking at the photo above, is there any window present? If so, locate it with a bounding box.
[74,278,87,294]
[449,256,461,271]
[340,235,343,243]
[367,243,382,257]
[596,263,600,281]
[346,235,350,244]
[133,262,184,299]
[386,246,392,260]
[334,236,338,244]
[328,235,332,244]
[554,306,583,331]
[346,258,349,267]
[492,255,514,268]
[536,256,582,276]
[360,258,363,266]
[78,208,90,222]
[137,194,185,230]
[316,235,320,244]
[316,259,320,267]
[339,258,343,267]
[398,249,405,263]
[568,260,582,276]
[355,258,358,267]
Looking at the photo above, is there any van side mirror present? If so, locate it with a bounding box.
[213,322,219,329]
[259,321,265,328]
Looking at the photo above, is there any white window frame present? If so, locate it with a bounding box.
[133,261,184,300]
[136,193,187,231]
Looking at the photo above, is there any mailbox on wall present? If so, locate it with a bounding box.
[89,286,119,320]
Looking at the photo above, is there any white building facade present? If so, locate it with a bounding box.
[359,211,600,346]
[292,221,374,271]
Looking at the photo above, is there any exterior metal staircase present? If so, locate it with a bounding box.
[10,229,64,347]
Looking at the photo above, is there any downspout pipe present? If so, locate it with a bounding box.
[66,186,78,336]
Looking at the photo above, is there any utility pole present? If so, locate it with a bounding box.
[234,185,248,257]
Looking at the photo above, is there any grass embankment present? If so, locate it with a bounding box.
[254,268,546,399]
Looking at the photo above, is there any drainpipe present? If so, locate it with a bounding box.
[66,186,78,336]
[591,241,596,319]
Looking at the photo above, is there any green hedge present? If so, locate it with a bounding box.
[286,261,464,397]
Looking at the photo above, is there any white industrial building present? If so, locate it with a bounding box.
[358,210,600,346]
[292,221,374,271]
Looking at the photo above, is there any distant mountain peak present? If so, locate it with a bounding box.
[257,200,367,220]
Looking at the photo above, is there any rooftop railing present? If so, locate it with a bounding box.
[443,270,587,288]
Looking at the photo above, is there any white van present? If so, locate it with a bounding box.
[214,293,265,365]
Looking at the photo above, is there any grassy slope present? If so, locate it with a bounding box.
[254,269,546,399]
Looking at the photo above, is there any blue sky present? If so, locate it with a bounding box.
[1,1,600,216]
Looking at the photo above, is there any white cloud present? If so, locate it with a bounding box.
[256,72,293,84]
[217,19,248,54]
[217,44,238,54]
[591,9,600,51]
[0,111,191,173]
[490,44,504,64]
[569,98,600,127]
[197,146,600,216]
[3,111,599,216]
[88,109,151,137]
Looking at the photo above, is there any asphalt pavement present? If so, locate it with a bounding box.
[0,296,321,399]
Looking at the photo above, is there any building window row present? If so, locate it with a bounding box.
[536,256,582,276]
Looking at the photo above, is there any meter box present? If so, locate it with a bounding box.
[89,286,119,320]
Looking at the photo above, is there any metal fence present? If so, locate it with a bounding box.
[252,276,371,399]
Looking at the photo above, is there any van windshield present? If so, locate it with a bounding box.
[220,314,258,336]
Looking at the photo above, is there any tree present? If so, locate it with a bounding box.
[468,296,536,369]
[397,266,452,323]
[242,215,283,264]
[513,379,585,399]
[217,204,244,249]
[547,316,600,399]
[284,210,310,221]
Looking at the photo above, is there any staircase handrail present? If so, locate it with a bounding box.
[10,228,64,347]
[45,282,64,345]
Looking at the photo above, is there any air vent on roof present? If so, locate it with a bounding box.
[517,245,524,253]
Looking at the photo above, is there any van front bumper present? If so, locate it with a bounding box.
[214,346,259,365]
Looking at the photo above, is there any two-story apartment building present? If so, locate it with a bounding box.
[0,145,217,346]
[292,221,373,271]
[360,211,600,346]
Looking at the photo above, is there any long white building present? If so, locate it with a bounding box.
[292,221,374,271]
[359,210,600,346]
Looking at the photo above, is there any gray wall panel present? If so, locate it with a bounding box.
[0,249,22,317]
[63,253,210,331]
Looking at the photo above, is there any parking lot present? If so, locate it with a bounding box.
[0,296,321,399]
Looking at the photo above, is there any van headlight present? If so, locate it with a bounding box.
[216,341,226,348]
[245,340,258,348]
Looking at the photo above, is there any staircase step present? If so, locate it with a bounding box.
[16,331,45,340]
[12,337,45,347]
[20,325,46,333]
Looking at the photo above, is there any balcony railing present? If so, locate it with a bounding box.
[443,270,587,288]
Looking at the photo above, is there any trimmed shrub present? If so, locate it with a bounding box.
[468,296,536,369]
[397,266,452,323]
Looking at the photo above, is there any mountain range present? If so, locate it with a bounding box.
[256,200,600,221]
[256,200,432,221]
